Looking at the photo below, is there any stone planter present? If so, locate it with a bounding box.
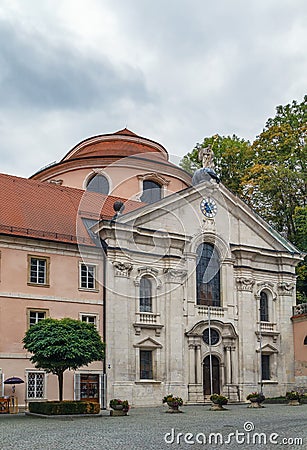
[110,408,128,416]
[112,404,124,410]
[210,403,227,411]
[248,397,264,408]
[288,400,300,406]
[248,401,264,408]
[166,403,182,413]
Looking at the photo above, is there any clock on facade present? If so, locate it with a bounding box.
[200,197,217,218]
[202,328,220,345]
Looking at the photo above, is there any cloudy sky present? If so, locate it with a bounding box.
[0,0,306,177]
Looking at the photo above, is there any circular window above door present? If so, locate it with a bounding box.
[202,328,220,345]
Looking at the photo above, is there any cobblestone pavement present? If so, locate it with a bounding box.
[0,404,306,450]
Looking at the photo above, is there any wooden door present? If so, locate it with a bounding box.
[203,355,220,396]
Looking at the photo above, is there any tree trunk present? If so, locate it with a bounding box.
[58,371,64,401]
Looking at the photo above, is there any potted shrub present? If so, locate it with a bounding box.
[210,394,228,410]
[109,399,130,416]
[246,392,265,408]
[162,394,183,413]
[286,391,301,406]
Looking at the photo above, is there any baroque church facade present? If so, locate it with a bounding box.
[0,129,303,408]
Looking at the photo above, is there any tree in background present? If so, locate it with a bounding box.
[180,95,306,303]
[180,134,253,196]
[242,96,306,242]
[293,206,307,303]
[23,318,105,401]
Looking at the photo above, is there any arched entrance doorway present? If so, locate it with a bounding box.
[203,355,220,396]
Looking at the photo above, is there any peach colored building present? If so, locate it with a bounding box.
[0,128,304,409]
[0,129,191,408]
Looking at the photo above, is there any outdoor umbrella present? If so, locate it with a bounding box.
[4,377,25,394]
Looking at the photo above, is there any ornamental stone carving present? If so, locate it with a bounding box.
[236,277,255,292]
[164,268,187,283]
[201,218,216,232]
[256,281,277,300]
[277,282,295,295]
[113,261,133,277]
[257,281,274,290]
[134,267,162,289]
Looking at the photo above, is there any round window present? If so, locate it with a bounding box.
[202,328,220,345]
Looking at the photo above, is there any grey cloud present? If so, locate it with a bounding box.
[0,20,152,111]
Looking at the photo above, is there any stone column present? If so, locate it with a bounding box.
[225,346,232,384]
[195,345,202,385]
[189,344,195,384]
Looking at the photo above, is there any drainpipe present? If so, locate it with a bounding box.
[101,239,108,409]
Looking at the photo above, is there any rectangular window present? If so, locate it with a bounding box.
[80,264,96,290]
[260,292,269,322]
[28,309,48,327]
[140,277,152,312]
[28,256,49,286]
[261,355,270,380]
[81,314,97,327]
[140,350,153,379]
[27,372,45,399]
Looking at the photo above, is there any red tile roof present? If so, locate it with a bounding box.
[114,128,139,136]
[0,173,143,245]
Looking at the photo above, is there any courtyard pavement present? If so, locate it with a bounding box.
[0,404,306,450]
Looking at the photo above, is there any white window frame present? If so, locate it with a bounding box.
[28,255,50,287]
[79,313,99,329]
[26,371,46,400]
[27,308,49,328]
[134,338,162,383]
[79,263,98,291]
[74,371,104,408]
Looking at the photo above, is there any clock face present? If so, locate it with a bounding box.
[202,328,220,345]
[200,197,217,218]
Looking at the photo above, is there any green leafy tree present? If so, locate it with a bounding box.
[23,318,105,401]
[180,134,253,196]
[293,206,307,303]
[242,96,306,241]
[181,95,307,303]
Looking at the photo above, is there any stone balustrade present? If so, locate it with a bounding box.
[260,322,276,332]
[293,303,307,316]
[136,312,159,324]
[196,305,225,317]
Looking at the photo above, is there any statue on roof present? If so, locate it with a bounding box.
[192,139,220,186]
[198,145,214,169]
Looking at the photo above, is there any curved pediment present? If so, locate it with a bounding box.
[186,320,238,339]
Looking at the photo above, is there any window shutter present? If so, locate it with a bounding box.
[99,374,104,408]
[0,370,3,396]
[74,373,80,401]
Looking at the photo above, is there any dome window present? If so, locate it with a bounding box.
[86,174,109,195]
[140,180,162,204]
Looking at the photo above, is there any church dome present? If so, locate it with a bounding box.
[60,128,169,162]
[30,129,191,201]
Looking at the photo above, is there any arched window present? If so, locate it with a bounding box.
[260,291,269,322]
[86,174,109,195]
[196,243,220,306]
[140,180,162,203]
[140,276,152,312]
